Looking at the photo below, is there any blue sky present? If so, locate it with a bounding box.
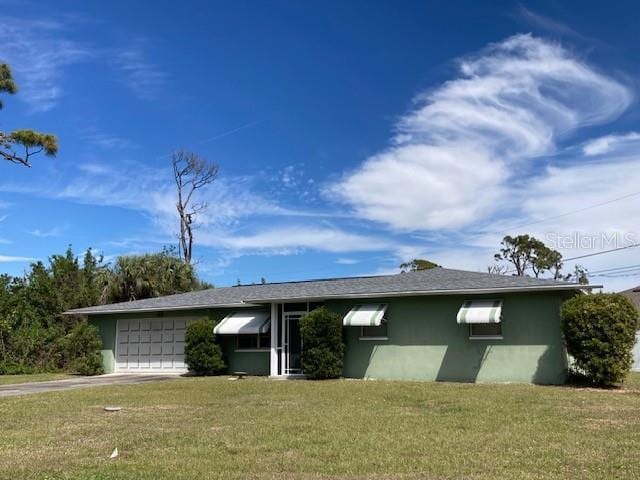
[1,1,640,291]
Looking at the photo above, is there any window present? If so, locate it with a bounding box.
[469,323,502,339]
[236,333,271,350]
[360,321,388,340]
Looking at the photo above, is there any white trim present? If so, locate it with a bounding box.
[282,311,306,375]
[359,337,389,341]
[468,323,503,340]
[269,303,278,377]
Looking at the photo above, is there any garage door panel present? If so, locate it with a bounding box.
[174,355,185,367]
[117,317,194,373]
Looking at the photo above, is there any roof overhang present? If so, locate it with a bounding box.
[243,283,601,303]
[64,283,600,316]
[63,302,263,316]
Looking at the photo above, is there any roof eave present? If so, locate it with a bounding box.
[244,283,601,303]
[64,283,601,316]
[63,302,264,316]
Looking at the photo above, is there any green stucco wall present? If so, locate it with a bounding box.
[327,292,571,384]
[89,308,269,375]
[89,291,571,383]
[218,336,270,376]
[89,315,117,374]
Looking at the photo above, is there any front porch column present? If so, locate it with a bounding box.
[270,302,279,376]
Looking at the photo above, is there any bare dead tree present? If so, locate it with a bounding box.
[171,150,218,264]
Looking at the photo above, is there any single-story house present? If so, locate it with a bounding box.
[621,286,640,372]
[65,268,597,384]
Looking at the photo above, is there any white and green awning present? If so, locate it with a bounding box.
[214,311,271,335]
[343,304,387,327]
[456,300,502,324]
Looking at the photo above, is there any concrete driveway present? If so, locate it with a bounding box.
[0,374,179,398]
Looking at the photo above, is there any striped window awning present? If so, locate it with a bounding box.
[456,300,503,324]
[214,311,271,335]
[343,304,387,327]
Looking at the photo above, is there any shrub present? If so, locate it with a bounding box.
[561,293,639,386]
[62,322,104,376]
[300,307,344,379]
[185,318,225,375]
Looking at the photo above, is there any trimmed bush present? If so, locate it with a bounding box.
[185,318,225,375]
[300,307,344,379]
[561,293,639,386]
[63,323,104,376]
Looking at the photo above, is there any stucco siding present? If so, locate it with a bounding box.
[328,292,569,384]
[89,291,570,383]
[89,308,269,375]
[89,315,117,374]
[218,336,270,375]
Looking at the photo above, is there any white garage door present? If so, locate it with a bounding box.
[116,317,191,373]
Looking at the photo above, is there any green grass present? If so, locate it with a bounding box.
[0,374,639,480]
[0,373,71,385]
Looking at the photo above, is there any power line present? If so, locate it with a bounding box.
[499,189,640,233]
[563,242,640,262]
[589,263,640,275]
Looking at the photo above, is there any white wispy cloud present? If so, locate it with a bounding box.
[515,6,589,41]
[0,17,89,111]
[582,132,640,156]
[202,226,391,254]
[0,254,37,263]
[28,227,64,238]
[335,257,360,265]
[331,34,632,232]
[80,128,135,150]
[113,40,167,100]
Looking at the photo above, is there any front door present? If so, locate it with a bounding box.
[283,312,303,374]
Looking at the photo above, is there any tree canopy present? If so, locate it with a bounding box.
[399,259,441,273]
[0,246,210,374]
[0,63,58,167]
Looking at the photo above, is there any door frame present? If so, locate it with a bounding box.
[282,311,305,375]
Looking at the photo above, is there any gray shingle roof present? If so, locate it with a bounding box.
[65,268,595,315]
[621,286,640,309]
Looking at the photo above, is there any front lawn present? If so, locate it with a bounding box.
[0,373,71,386]
[0,374,639,480]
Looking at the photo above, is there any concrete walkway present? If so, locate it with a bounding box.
[0,374,179,398]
